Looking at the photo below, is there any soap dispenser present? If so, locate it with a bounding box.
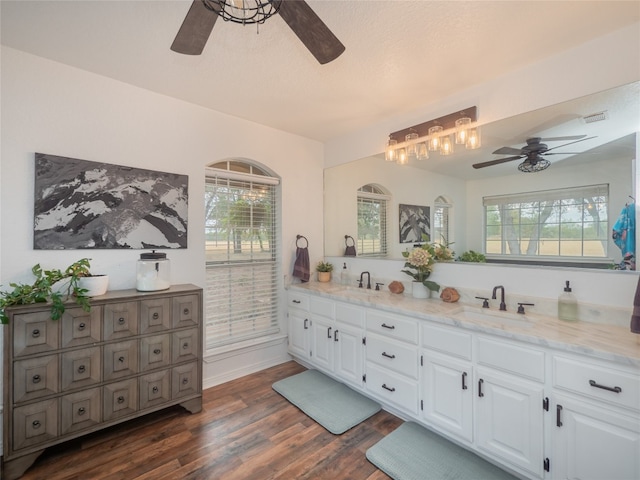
[341,262,350,285]
[558,280,578,322]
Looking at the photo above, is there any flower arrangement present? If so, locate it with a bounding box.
[401,235,455,292]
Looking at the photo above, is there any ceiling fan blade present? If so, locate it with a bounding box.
[278,0,345,64]
[544,136,597,153]
[473,155,524,169]
[492,146,523,155]
[171,0,219,55]
[542,151,596,155]
[538,135,587,142]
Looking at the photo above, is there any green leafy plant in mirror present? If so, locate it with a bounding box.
[316,261,334,272]
[0,258,93,324]
[457,250,486,263]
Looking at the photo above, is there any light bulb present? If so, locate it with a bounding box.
[416,142,429,161]
[405,132,419,158]
[385,138,397,162]
[440,135,454,156]
[396,148,408,165]
[465,127,481,149]
[428,125,443,151]
[455,117,471,144]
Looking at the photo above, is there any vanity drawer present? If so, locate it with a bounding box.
[287,292,309,311]
[366,363,418,415]
[366,333,418,379]
[477,336,545,382]
[366,311,418,345]
[553,355,640,411]
[310,297,334,319]
[422,323,472,360]
[336,302,364,328]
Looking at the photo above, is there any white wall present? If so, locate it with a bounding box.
[0,47,326,386]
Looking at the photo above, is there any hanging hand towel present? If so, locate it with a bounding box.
[292,236,310,282]
[344,235,357,256]
[631,275,640,334]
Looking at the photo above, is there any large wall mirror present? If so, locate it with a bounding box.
[324,81,639,269]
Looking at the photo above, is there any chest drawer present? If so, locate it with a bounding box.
[553,355,640,411]
[366,363,418,415]
[366,311,418,344]
[366,333,418,379]
[14,312,59,357]
[336,302,364,328]
[287,291,309,311]
[477,336,545,382]
[61,306,102,348]
[310,297,334,319]
[422,323,472,360]
[14,354,59,403]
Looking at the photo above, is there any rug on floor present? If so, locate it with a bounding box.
[366,421,519,480]
[272,369,381,435]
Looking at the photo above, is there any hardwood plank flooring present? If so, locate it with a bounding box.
[19,362,402,479]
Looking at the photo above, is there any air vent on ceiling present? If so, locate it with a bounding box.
[582,110,608,124]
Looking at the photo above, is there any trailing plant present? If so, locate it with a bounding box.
[315,261,334,272]
[0,258,92,324]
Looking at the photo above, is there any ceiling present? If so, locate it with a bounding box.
[1,1,638,143]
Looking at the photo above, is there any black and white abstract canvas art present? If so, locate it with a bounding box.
[399,204,430,244]
[34,153,188,249]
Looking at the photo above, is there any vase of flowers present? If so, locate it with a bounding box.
[401,235,454,298]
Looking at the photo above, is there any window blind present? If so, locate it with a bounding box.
[357,190,388,256]
[205,169,280,349]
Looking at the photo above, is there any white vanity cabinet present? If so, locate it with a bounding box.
[286,291,310,360]
[550,354,640,480]
[420,323,473,444]
[474,336,545,478]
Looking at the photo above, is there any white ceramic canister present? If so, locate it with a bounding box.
[136,250,171,291]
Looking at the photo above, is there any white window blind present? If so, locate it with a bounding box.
[205,165,280,349]
[357,185,388,256]
[433,196,451,245]
[483,184,609,258]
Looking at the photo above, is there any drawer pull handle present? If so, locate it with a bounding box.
[381,352,396,359]
[589,379,622,393]
[32,374,41,384]
[556,404,563,427]
[183,308,190,315]
[32,420,41,429]
[292,300,301,304]
[381,323,395,330]
[118,317,125,325]
[77,365,86,373]
[462,372,468,390]
[32,329,41,338]
[117,396,125,404]
[478,378,484,397]
[183,342,189,349]
[78,322,86,330]
[152,312,159,320]
[182,378,189,385]
[334,330,339,342]
[118,356,125,363]
[327,327,332,339]
[304,318,309,330]
[153,348,161,355]
[382,383,396,392]
[152,386,159,393]
[78,407,86,415]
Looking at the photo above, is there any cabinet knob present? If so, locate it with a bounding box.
[153,348,161,355]
[32,374,41,384]
[32,329,41,338]
[183,308,190,315]
[78,322,86,330]
[118,356,125,363]
[152,312,159,320]
[117,396,125,404]
[152,386,159,393]
[78,365,86,373]
[182,378,189,385]
[78,407,86,415]
[118,317,125,325]
[32,420,41,429]
[183,342,189,350]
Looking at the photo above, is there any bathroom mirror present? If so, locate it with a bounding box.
[324,82,639,266]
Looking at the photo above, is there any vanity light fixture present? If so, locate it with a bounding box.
[385,106,479,165]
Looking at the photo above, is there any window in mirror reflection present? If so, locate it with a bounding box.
[357,184,390,257]
[484,184,609,259]
[433,195,452,245]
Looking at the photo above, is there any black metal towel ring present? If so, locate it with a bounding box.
[296,235,308,248]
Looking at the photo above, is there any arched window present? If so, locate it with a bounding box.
[357,184,389,256]
[433,195,452,245]
[205,160,280,349]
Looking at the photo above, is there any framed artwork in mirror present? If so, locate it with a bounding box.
[399,204,430,244]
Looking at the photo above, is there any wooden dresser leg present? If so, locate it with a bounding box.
[179,397,202,414]
[2,450,45,480]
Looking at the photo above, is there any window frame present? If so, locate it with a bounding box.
[357,184,389,257]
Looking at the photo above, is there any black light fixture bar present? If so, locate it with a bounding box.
[389,106,478,141]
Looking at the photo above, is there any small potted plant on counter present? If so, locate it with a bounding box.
[316,261,334,283]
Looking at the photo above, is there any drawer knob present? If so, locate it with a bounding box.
[381,323,395,330]
[117,396,125,404]
[152,386,159,393]
[78,322,86,330]
[32,374,41,384]
[589,379,622,393]
[118,356,125,363]
[153,348,161,355]
[183,308,190,315]
[77,365,86,373]
[381,383,396,392]
[78,407,86,415]
[152,312,159,320]
[32,420,41,429]
[381,352,396,359]
[183,342,189,350]
[118,317,125,325]
[182,378,189,385]
[32,329,41,338]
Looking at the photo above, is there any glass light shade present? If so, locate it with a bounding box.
[455,117,471,144]
[440,135,454,156]
[416,142,429,160]
[405,132,419,158]
[385,138,398,162]
[428,125,443,151]
[396,147,408,165]
[465,127,481,149]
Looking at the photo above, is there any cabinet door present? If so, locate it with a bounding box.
[334,322,363,387]
[310,316,334,372]
[287,310,309,360]
[421,351,473,443]
[475,368,544,478]
[553,394,640,480]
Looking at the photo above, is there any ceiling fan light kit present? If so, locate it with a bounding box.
[202,0,281,25]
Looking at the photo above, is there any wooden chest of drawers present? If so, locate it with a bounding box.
[2,284,203,480]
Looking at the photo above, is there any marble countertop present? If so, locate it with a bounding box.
[288,282,640,368]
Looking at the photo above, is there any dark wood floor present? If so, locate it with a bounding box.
[19,361,402,479]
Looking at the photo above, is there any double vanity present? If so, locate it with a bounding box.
[287,281,639,480]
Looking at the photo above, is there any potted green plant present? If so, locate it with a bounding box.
[0,258,94,324]
[457,250,486,263]
[316,261,334,283]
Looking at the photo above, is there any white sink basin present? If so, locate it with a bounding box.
[450,305,534,329]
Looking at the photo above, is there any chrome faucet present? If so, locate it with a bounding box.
[359,271,371,289]
[492,285,507,311]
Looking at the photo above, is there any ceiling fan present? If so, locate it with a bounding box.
[472,135,596,173]
[170,0,345,65]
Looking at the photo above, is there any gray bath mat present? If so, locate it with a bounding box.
[272,369,381,435]
[366,422,518,480]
